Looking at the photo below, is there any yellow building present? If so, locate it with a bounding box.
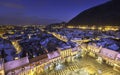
[11,40,22,54]
[60,48,72,58]
[87,43,102,58]
[71,47,78,56]
[0,63,5,75]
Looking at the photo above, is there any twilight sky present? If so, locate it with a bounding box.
[0,0,109,25]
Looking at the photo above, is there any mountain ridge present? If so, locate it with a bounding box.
[68,0,120,26]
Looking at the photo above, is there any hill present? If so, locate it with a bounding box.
[68,0,120,26]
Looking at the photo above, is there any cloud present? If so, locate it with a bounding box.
[0,2,24,9]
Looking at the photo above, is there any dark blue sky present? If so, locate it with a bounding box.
[0,0,109,25]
